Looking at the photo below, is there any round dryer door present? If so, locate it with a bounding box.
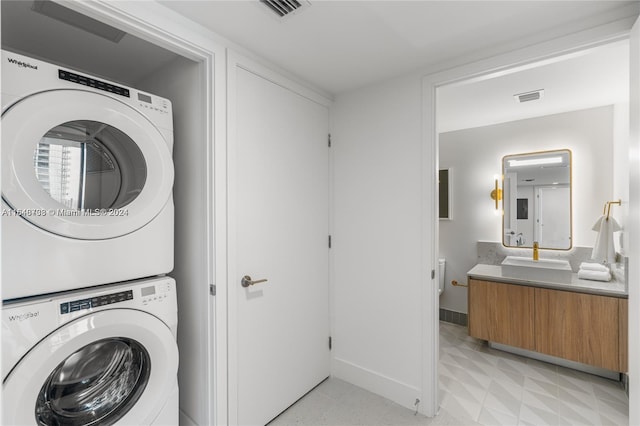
[2,309,178,426]
[1,89,173,240]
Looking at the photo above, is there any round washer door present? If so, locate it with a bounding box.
[2,309,178,426]
[1,89,173,240]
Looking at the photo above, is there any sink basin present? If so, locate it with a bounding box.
[501,256,573,283]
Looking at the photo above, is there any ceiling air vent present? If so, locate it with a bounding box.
[514,89,545,103]
[260,0,309,18]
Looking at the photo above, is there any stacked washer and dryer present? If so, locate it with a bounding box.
[1,50,178,425]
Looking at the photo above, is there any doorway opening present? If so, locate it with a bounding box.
[433,39,630,423]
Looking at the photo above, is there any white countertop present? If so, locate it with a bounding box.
[467,264,627,298]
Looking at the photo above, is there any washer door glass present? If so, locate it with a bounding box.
[35,120,147,211]
[35,338,151,426]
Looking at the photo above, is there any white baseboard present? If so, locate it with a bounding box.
[331,357,421,412]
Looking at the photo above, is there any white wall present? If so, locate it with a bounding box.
[330,72,425,410]
[613,102,630,256]
[439,106,615,314]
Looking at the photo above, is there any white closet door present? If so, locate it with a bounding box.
[234,67,330,425]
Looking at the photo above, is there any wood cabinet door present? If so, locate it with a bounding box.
[535,288,620,371]
[468,279,491,341]
[468,279,535,350]
[619,298,628,372]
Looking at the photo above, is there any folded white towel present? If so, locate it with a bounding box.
[578,269,611,282]
[579,262,610,272]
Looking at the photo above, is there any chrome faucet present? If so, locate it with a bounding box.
[533,241,539,261]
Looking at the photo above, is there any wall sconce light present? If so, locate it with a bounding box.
[490,177,502,210]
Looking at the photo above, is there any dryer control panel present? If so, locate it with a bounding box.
[59,290,133,315]
[58,70,130,97]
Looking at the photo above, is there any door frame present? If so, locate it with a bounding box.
[226,50,332,424]
[53,2,226,425]
[422,18,636,417]
[628,15,640,425]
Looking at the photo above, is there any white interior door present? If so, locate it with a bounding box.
[234,67,330,425]
[536,186,570,249]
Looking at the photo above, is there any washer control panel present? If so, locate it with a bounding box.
[59,290,133,315]
[141,282,172,305]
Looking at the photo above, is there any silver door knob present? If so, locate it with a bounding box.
[241,275,268,288]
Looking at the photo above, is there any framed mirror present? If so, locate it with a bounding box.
[502,149,572,250]
[439,168,452,220]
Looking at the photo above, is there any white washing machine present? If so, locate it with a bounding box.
[1,50,174,300]
[2,276,178,425]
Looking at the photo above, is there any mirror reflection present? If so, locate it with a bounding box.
[502,149,571,250]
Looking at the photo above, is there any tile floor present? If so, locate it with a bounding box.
[438,321,628,425]
[269,321,629,426]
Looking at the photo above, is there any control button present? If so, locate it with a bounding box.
[60,303,70,314]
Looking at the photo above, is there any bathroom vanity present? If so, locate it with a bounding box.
[467,264,628,374]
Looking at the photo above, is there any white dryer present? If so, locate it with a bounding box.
[2,276,178,425]
[1,50,174,300]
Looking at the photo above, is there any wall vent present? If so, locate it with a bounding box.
[514,89,545,103]
[260,0,309,18]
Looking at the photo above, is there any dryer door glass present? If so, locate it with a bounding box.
[35,337,151,426]
[34,120,147,211]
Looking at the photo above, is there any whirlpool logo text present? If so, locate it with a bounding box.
[7,311,39,322]
[7,57,38,70]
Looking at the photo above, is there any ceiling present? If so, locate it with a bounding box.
[1,1,637,132]
[160,0,640,95]
[438,40,630,132]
